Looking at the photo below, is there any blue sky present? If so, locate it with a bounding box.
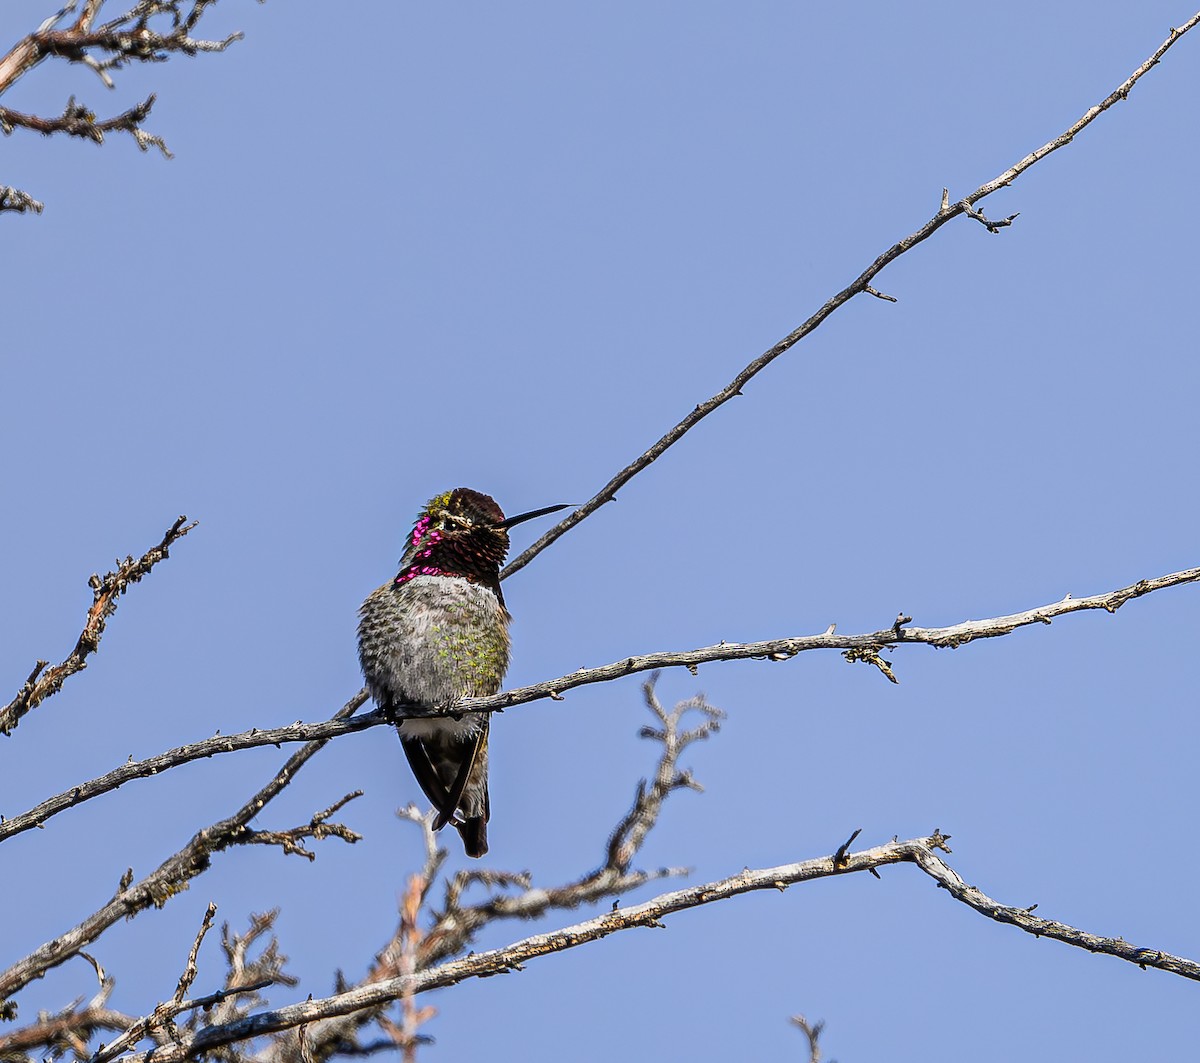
[3,2,1199,1060]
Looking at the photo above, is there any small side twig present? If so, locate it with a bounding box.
[233,791,364,861]
[0,185,44,213]
[790,1014,829,1063]
[841,646,898,684]
[91,904,220,1063]
[960,200,1020,232]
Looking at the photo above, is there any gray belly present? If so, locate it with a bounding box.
[357,574,511,715]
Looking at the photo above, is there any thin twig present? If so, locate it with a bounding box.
[500,13,1200,580]
[0,516,196,736]
[0,94,170,155]
[790,1014,827,1063]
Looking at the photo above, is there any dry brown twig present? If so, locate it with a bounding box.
[0,515,196,737]
[0,0,254,209]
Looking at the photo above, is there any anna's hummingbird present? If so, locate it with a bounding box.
[357,488,566,858]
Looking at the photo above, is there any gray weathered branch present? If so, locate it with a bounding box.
[0,694,362,1001]
[115,829,1200,1063]
[4,563,1195,844]
[500,13,1200,580]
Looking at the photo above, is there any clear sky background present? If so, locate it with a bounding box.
[3,2,1199,1060]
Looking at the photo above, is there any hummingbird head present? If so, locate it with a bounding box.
[396,488,568,595]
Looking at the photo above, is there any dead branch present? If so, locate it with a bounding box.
[500,13,1200,580]
[253,683,713,1063]
[0,1,243,95]
[114,829,1200,1063]
[0,912,297,1063]
[791,1015,827,1063]
[0,185,43,213]
[235,792,364,861]
[4,563,1194,845]
[0,979,134,1061]
[0,95,169,155]
[0,0,251,205]
[0,516,196,737]
[0,693,362,1001]
[85,906,275,1063]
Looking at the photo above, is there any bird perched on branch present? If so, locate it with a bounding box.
[357,488,566,857]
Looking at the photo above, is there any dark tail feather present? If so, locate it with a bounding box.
[458,816,488,858]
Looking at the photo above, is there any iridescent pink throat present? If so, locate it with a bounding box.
[395,515,453,586]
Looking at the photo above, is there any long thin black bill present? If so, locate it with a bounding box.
[495,503,571,530]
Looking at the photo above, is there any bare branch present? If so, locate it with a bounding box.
[0,0,253,208]
[0,94,170,155]
[115,829,1200,1063]
[0,996,135,1060]
[500,13,1200,579]
[790,1014,827,1063]
[0,692,373,844]
[235,792,364,861]
[0,1,245,95]
[0,692,363,1001]
[482,564,1200,704]
[0,516,196,736]
[254,685,713,1063]
[29,911,291,1063]
[413,680,714,971]
[0,185,44,213]
[5,564,1194,844]
[87,904,221,1063]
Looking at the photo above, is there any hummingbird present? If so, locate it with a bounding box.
[357,488,567,858]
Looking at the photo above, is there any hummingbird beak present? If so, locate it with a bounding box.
[494,503,570,530]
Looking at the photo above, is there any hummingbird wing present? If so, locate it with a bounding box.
[399,726,488,832]
[399,736,460,827]
[436,724,487,833]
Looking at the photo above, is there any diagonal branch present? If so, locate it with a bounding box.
[253,683,716,1063]
[0,515,196,737]
[500,13,1200,580]
[0,693,373,844]
[0,692,364,1001]
[114,830,1200,1063]
[4,564,1195,844]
